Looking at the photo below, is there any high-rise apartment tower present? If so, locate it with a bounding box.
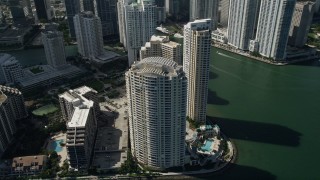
[74,11,104,60]
[227,0,260,50]
[42,29,67,68]
[250,0,296,60]
[183,19,212,124]
[126,57,187,169]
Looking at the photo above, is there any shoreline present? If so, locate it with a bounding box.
[212,42,319,66]
[115,133,238,179]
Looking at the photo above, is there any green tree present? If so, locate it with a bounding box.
[119,150,139,174]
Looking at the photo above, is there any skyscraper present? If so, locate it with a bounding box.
[165,0,180,16]
[140,35,182,64]
[64,0,95,38]
[227,0,260,50]
[74,11,104,60]
[220,0,229,27]
[42,29,67,68]
[0,54,24,84]
[250,0,296,60]
[126,57,187,169]
[0,86,27,156]
[117,0,133,48]
[124,0,157,66]
[183,19,212,124]
[288,1,315,48]
[64,0,81,38]
[95,0,119,37]
[189,0,219,29]
[34,0,54,21]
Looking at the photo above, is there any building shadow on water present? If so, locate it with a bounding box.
[207,89,230,105]
[207,116,301,147]
[191,163,277,180]
[209,71,219,79]
[291,59,320,67]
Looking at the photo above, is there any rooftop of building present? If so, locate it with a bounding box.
[59,91,76,102]
[185,19,212,30]
[61,86,95,128]
[0,53,20,66]
[0,85,22,96]
[67,106,92,128]
[296,1,315,6]
[0,25,32,39]
[150,35,169,42]
[59,86,96,111]
[73,86,97,95]
[163,40,181,48]
[141,35,181,49]
[18,64,83,87]
[12,155,47,168]
[41,30,63,38]
[78,11,95,18]
[128,0,155,8]
[131,57,183,77]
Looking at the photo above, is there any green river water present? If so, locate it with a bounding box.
[208,47,320,180]
[8,46,320,179]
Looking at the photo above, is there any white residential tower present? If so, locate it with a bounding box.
[249,0,296,60]
[124,0,157,66]
[74,11,104,60]
[183,19,212,124]
[227,0,260,50]
[126,57,187,169]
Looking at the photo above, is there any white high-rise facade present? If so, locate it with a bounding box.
[227,0,260,50]
[42,30,67,68]
[183,19,212,124]
[74,11,104,60]
[250,0,296,60]
[126,57,187,169]
[124,0,157,66]
[0,54,24,84]
[117,0,133,49]
[190,0,219,29]
[140,35,182,64]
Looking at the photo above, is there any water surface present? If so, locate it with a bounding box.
[208,47,320,179]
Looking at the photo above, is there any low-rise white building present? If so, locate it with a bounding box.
[212,30,227,44]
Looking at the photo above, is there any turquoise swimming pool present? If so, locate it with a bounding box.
[201,140,213,152]
[51,139,63,153]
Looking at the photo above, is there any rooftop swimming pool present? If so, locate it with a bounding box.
[51,139,64,153]
[200,140,213,152]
